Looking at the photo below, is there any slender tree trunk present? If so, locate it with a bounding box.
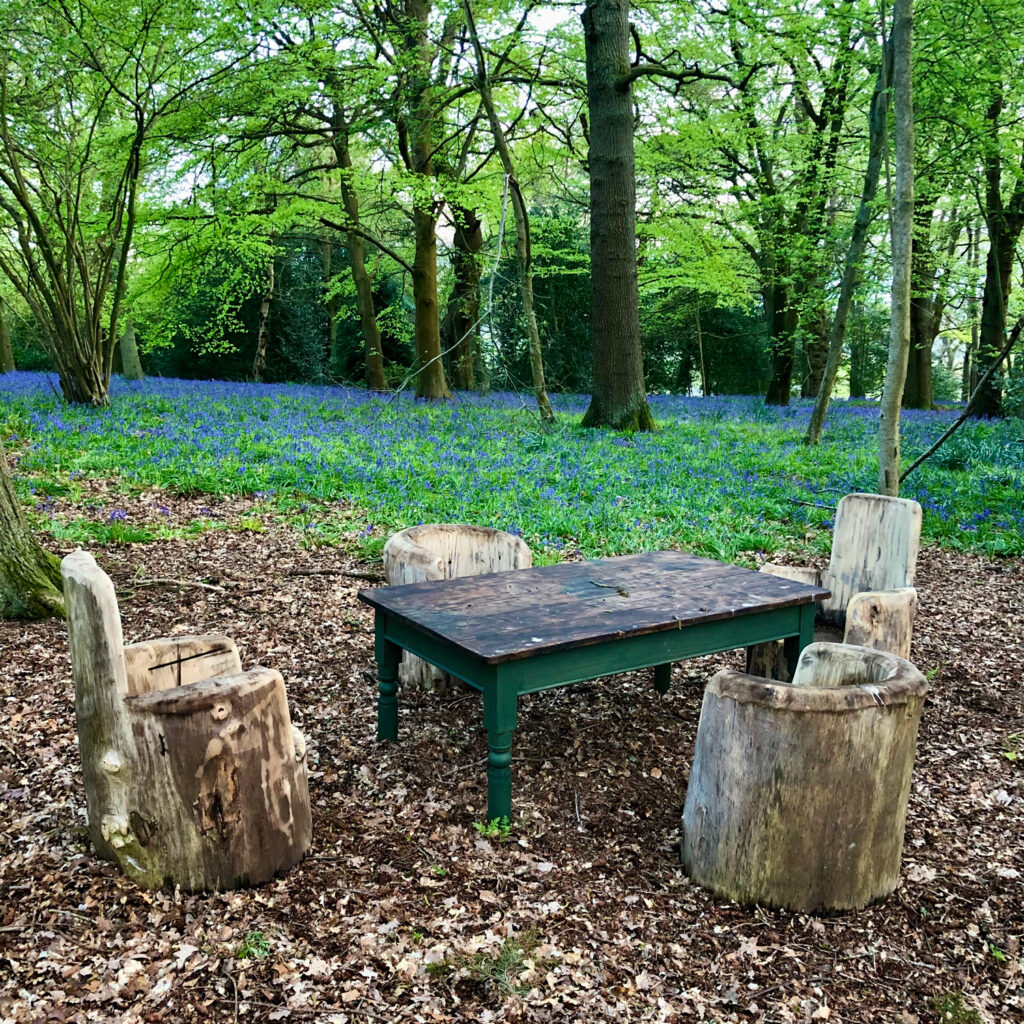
[118,319,144,381]
[879,0,914,496]
[695,302,709,397]
[332,126,387,391]
[902,202,937,409]
[975,97,1024,417]
[0,297,14,373]
[802,308,828,397]
[404,0,450,401]
[976,233,1017,416]
[805,52,891,444]
[464,1,554,421]
[252,259,275,383]
[963,225,980,401]
[0,447,64,619]
[579,0,653,431]
[446,206,481,391]
[320,240,343,373]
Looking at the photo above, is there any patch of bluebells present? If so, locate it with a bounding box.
[1,370,1021,557]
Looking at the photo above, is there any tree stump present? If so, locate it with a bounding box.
[62,549,311,891]
[682,643,929,912]
[383,524,531,692]
[747,493,922,678]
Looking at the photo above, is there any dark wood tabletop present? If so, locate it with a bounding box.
[359,551,830,665]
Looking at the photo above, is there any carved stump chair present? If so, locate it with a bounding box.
[682,642,929,912]
[62,549,311,892]
[382,524,532,692]
[749,493,922,678]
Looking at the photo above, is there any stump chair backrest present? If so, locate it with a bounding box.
[822,493,922,625]
[384,524,532,585]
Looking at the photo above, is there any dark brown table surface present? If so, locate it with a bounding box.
[359,550,830,664]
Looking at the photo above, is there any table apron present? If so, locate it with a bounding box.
[377,604,812,695]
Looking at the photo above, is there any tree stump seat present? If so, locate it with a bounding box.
[382,524,532,692]
[62,550,311,892]
[748,493,922,679]
[682,642,929,913]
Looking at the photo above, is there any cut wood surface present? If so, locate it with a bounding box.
[843,587,918,660]
[62,549,311,891]
[821,493,921,625]
[382,524,532,688]
[364,550,829,664]
[682,642,929,912]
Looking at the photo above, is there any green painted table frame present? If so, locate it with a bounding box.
[373,600,816,823]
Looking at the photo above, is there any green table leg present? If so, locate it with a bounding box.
[653,663,672,694]
[783,603,816,680]
[375,620,401,742]
[483,679,518,823]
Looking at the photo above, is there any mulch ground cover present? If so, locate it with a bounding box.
[1,490,1021,1023]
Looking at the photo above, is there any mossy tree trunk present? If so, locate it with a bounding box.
[0,297,14,374]
[0,448,64,619]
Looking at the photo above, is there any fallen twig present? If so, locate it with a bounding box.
[126,577,226,592]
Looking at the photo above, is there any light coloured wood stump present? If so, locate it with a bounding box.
[383,524,532,692]
[62,549,311,891]
[682,642,929,912]
[748,492,922,678]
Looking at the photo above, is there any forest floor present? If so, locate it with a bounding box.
[1,490,1022,1024]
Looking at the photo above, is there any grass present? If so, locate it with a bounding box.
[2,371,1023,559]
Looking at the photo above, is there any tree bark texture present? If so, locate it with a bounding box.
[974,94,1024,417]
[118,320,145,381]
[251,259,275,383]
[463,2,554,421]
[382,524,532,692]
[682,645,929,912]
[580,0,653,431]
[62,550,311,891]
[403,0,450,401]
[0,448,65,618]
[0,297,14,373]
[445,206,482,391]
[764,283,797,406]
[331,118,387,391]
[878,0,914,496]
[805,51,891,444]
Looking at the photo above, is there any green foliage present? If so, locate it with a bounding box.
[931,361,962,404]
[488,210,592,394]
[930,992,981,1024]
[425,928,546,1001]
[472,816,512,842]
[236,931,272,960]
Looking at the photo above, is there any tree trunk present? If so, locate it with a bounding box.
[879,0,914,497]
[251,259,275,384]
[118,319,145,381]
[764,282,797,406]
[0,447,64,619]
[802,307,828,398]
[975,96,1024,417]
[963,224,980,401]
[0,297,14,373]
[464,2,554,421]
[404,0,450,401]
[331,124,387,391]
[682,646,928,912]
[321,239,343,373]
[805,51,890,444]
[446,205,482,391]
[579,0,654,431]
[903,202,936,409]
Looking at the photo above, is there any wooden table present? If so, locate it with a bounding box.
[358,551,829,822]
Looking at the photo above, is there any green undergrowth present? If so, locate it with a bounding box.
[3,374,1022,559]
